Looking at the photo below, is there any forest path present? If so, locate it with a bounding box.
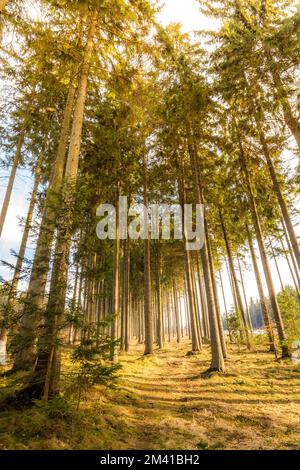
[1,340,300,450]
[113,340,300,450]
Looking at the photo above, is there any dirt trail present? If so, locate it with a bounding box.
[114,340,300,450]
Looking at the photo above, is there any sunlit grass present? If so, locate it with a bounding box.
[0,339,300,450]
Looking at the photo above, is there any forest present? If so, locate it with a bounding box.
[0,0,300,453]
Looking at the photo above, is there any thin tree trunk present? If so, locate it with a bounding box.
[143,152,153,356]
[282,219,300,288]
[196,254,209,340]
[268,60,300,152]
[237,256,253,334]
[270,242,284,291]
[247,84,300,273]
[280,237,300,297]
[219,270,232,343]
[206,230,227,358]
[111,206,120,362]
[220,211,251,350]
[173,279,181,344]
[0,119,28,238]
[237,125,289,357]
[124,238,130,352]
[246,225,276,354]
[0,146,45,349]
[186,134,224,370]
[13,77,77,371]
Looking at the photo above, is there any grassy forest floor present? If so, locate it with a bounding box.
[0,339,300,450]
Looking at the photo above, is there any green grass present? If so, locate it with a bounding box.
[0,339,300,450]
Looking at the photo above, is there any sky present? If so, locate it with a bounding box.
[159,0,216,32]
[0,0,298,317]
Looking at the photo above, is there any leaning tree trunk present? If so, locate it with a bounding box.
[237,125,290,357]
[279,237,300,298]
[282,219,300,288]
[196,254,209,340]
[0,145,45,354]
[237,256,253,334]
[260,133,300,273]
[219,270,232,343]
[268,58,300,152]
[17,11,97,400]
[219,211,251,351]
[0,118,28,238]
[246,80,300,274]
[246,224,276,354]
[13,79,77,371]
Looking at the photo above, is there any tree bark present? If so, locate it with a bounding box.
[206,234,227,358]
[173,279,181,344]
[246,81,300,274]
[220,211,251,350]
[0,118,28,238]
[269,60,300,152]
[0,145,45,350]
[143,152,153,355]
[17,11,97,398]
[246,224,276,353]
[186,134,224,370]
[13,78,77,371]
[237,125,289,357]
[237,256,253,334]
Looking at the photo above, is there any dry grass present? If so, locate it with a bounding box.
[0,339,300,450]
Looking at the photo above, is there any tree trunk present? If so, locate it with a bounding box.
[17,11,97,398]
[111,203,120,362]
[268,60,300,152]
[220,211,251,350]
[0,145,45,351]
[0,119,28,238]
[247,84,300,274]
[13,77,77,371]
[246,224,276,354]
[237,125,290,357]
[237,256,253,334]
[196,254,209,340]
[280,237,300,298]
[206,234,227,358]
[143,152,153,355]
[270,242,284,291]
[154,242,163,349]
[173,279,181,344]
[124,238,130,352]
[282,219,300,288]
[219,270,232,343]
[186,134,224,370]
